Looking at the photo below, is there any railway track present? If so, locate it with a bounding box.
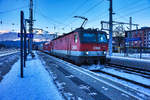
[0,52,19,81]
[42,50,150,89]
[105,63,150,79]
[90,69,150,89]
[39,51,150,100]
[43,51,150,79]
[0,51,19,57]
[88,62,150,89]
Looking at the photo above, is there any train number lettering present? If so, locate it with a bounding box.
[93,47,101,50]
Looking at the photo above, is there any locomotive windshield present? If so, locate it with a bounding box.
[82,33,97,42]
[81,33,107,43]
[98,33,107,43]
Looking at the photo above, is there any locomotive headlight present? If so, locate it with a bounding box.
[85,51,89,55]
[103,51,106,55]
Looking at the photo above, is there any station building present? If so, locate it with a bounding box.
[112,36,125,53]
[125,27,150,52]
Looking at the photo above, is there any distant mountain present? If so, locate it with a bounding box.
[0,32,56,48]
[0,32,56,42]
[0,41,45,48]
[0,32,18,41]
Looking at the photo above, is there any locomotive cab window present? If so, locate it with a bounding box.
[81,33,97,43]
[74,34,78,43]
[80,32,107,43]
[98,33,107,43]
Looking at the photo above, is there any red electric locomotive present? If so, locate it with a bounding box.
[45,27,108,65]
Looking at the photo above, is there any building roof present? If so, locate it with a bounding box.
[126,27,150,33]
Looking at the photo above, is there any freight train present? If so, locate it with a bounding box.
[43,27,108,65]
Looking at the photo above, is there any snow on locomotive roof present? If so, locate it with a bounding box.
[52,28,106,41]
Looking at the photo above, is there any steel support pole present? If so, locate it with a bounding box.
[24,23,27,67]
[29,0,33,53]
[20,11,24,78]
[140,42,142,59]
[128,17,132,56]
[109,0,113,56]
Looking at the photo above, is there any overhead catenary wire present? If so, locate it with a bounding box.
[90,1,144,24]
[114,1,150,22]
[84,1,107,29]
[36,10,71,33]
[89,0,150,28]
[66,0,89,19]
[88,11,108,24]
[81,0,104,15]
[115,0,144,14]
[0,5,29,14]
[63,0,91,30]
[36,9,65,26]
[64,0,105,30]
[114,5,150,21]
[89,1,144,25]
[86,0,107,21]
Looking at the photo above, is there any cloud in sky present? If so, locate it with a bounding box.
[0,30,10,34]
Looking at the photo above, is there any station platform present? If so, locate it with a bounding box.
[0,52,63,100]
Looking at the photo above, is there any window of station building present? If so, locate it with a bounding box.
[74,34,78,43]
[128,33,132,38]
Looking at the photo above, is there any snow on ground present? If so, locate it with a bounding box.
[0,52,63,100]
[0,51,19,57]
[81,64,104,70]
[82,64,150,95]
[102,68,150,86]
[95,72,150,96]
[0,48,18,55]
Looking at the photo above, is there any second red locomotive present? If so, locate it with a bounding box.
[43,27,108,65]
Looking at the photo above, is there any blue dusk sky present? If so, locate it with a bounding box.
[0,0,150,34]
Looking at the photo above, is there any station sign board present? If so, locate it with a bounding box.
[18,33,34,38]
[125,37,141,42]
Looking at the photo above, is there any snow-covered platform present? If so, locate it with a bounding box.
[107,55,150,71]
[0,52,63,100]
